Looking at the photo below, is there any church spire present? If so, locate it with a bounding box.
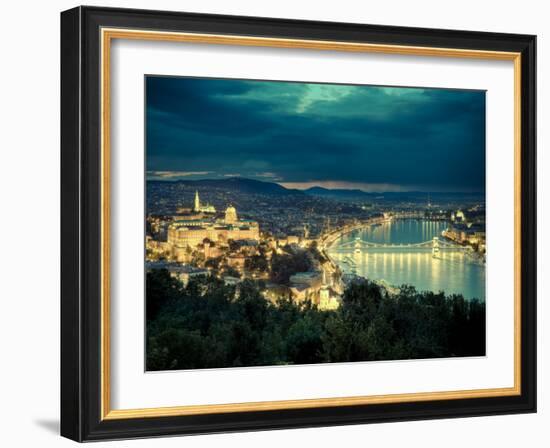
[194,190,200,212]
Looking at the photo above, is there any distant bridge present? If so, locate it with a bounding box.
[317,216,460,269]
[330,236,467,256]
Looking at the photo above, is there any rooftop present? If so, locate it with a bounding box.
[146,261,208,274]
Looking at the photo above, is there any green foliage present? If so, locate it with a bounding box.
[205,256,222,270]
[146,270,486,371]
[244,254,269,272]
[227,239,240,252]
[270,250,313,285]
[145,269,184,321]
[222,266,241,278]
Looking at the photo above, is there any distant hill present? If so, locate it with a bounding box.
[148,177,483,200]
[304,186,370,199]
[149,177,303,195]
[304,187,484,201]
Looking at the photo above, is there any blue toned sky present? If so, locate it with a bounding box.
[146,76,485,193]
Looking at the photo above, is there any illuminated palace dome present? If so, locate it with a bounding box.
[167,200,259,256]
[225,205,238,224]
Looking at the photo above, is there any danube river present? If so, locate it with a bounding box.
[328,219,485,300]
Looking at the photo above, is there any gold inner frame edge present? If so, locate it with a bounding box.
[100,27,522,420]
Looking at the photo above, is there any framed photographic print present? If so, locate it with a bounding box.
[60,6,536,442]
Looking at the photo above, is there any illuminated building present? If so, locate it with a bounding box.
[224,205,238,224]
[319,286,340,310]
[289,271,322,303]
[146,261,208,286]
[166,196,259,255]
[193,190,216,214]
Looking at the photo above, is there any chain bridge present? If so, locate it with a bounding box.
[329,236,466,256]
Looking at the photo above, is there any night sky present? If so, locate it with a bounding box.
[146,76,486,193]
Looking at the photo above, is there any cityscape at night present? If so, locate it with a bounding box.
[145,76,487,371]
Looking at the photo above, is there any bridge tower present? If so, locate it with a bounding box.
[354,237,363,254]
[432,236,440,257]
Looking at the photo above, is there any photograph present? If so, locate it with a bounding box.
[144,76,487,371]
[56,4,537,442]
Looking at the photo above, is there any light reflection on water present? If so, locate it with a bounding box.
[328,220,485,301]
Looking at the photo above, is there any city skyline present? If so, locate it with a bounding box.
[146,76,486,193]
[145,76,487,371]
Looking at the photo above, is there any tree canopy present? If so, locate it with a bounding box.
[146,269,485,371]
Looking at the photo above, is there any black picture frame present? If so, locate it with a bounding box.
[61,5,536,442]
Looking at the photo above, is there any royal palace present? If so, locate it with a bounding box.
[166,191,260,259]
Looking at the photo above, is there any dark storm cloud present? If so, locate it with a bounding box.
[146,76,486,192]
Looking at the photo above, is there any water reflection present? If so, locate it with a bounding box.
[328,220,485,300]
